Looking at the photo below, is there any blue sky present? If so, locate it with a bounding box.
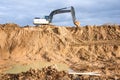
[0,0,120,26]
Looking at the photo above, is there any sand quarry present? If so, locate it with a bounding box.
[0,23,120,79]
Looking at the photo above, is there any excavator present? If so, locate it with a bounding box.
[33,6,80,27]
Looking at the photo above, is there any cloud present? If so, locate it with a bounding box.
[0,0,120,26]
[74,0,120,25]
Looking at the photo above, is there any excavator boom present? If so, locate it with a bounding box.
[48,6,76,23]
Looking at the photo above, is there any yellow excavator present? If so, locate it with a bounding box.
[33,6,80,27]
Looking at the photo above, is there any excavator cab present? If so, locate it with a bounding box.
[33,6,80,27]
[44,16,49,20]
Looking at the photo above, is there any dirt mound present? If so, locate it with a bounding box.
[0,23,120,79]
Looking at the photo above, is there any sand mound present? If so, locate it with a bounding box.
[0,23,120,79]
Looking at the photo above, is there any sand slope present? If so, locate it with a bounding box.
[0,23,120,79]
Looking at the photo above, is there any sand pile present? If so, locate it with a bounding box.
[0,23,120,79]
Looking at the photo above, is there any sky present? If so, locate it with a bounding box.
[0,0,120,26]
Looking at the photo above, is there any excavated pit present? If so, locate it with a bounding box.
[0,23,120,79]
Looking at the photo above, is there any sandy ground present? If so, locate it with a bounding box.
[0,23,120,79]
